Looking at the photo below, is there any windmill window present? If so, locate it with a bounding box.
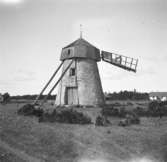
[67,49,71,55]
[69,68,75,76]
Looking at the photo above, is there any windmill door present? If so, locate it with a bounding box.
[65,87,78,105]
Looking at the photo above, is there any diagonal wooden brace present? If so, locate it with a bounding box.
[39,59,74,108]
[33,61,64,105]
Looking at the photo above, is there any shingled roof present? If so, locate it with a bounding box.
[60,37,101,61]
[63,38,97,49]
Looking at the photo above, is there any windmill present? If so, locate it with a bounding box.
[34,34,138,107]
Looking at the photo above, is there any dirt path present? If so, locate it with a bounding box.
[0,139,44,162]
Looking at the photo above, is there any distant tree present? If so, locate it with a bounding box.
[2,92,10,104]
[148,101,167,118]
[0,93,3,102]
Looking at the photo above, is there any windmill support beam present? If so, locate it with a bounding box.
[33,61,64,105]
[39,59,74,108]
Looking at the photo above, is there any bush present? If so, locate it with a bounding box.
[126,113,140,124]
[148,101,167,117]
[118,112,140,127]
[118,120,129,127]
[95,115,110,126]
[112,102,122,106]
[101,107,127,118]
[95,116,105,126]
[127,102,133,106]
[39,109,92,124]
[132,102,167,117]
[133,106,148,117]
[1,92,10,104]
[119,107,127,118]
[39,109,57,122]
[101,107,119,117]
[17,104,43,117]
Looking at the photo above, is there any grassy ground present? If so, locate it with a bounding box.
[0,103,167,162]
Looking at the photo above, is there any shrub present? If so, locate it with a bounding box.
[39,109,57,122]
[127,102,133,106]
[17,104,43,117]
[147,101,167,117]
[95,116,104,126]
[1,92,10,104]
[118,112,140,127]
[113,102,122,106]
[95,115,110,126]
[126,113,140,124]
[101,107,119,117]
[118,119,129,127]
[101,107,128,118]
[133,106,148,117]
[119,107,127,118]
[39,109,92,124]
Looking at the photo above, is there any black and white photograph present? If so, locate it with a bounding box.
[0,0,167,161]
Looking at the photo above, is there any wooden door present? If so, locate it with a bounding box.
[65,87,78,105]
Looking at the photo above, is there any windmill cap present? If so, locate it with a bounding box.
[63,38,96,49]
[60,38,101,61]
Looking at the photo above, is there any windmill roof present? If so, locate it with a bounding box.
[60,37,101,61]
[63,38,97,49]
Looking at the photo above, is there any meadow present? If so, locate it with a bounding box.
[0,102,167,162]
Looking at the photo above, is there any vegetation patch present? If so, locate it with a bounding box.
[101,106,140,126]
[133,106,148,117]
[132,101,167,117]
[0,93,10,104]
[103,100,167,118]
[118,113,140,127]
[147,101,167,117]
[17,104,43,117]
[95,115,110,126]
[39,108,92,124]
[101,106,127,118]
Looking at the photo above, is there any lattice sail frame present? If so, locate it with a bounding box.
[101,51,138,72]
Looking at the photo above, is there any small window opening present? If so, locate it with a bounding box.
[69,68,75,76]
[67,49,71,55]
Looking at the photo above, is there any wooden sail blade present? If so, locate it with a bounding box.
[101,51,138,72]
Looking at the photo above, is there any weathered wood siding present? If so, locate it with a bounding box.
[55,59,105,106]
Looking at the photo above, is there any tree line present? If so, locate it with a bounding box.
[105,91,149,100]
[3,91,149,101]
[11,94,56,100]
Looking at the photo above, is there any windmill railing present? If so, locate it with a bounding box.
[101,51,138,72]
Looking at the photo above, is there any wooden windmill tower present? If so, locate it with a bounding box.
[55,37,104,106]
[34,32,138,107]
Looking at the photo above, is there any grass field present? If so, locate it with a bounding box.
[0,102,167,162]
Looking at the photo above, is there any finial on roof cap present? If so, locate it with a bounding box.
[80,24,83,39]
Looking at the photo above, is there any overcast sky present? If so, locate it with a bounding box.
[0,0,167,95]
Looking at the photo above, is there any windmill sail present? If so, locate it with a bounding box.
[101,51,138,72]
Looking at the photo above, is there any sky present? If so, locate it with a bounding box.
[0,0,167,95]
